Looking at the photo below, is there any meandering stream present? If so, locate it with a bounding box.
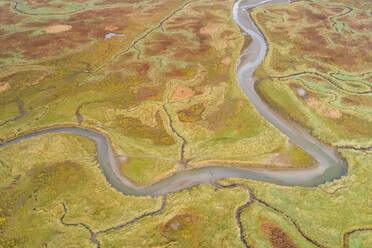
[0,0,346,196]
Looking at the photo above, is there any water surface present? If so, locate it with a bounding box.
[104,33,125,40]
[0,0,346,196]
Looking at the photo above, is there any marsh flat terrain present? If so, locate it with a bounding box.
[0,0,371,247]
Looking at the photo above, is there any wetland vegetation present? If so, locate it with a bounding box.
[0,0,371,247]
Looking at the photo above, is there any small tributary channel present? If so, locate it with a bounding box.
[0,0,346,196]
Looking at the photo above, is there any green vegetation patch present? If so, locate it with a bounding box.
[240,202,309,248]
[257,78,372,146]
[346,229,372,248]
[225,149,372,248]
[0,101,19,123]
[256,79,308,127]
[0,133,163,246]
[0,162,94,248]
[1,0,301,173]
[99,184,249,247]
[287,143,316,167]
[120,157,178,185]
[252,0,372,146]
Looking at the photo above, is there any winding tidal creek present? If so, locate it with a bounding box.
[0,0,346,196]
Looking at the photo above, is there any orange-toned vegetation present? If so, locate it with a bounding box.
[254,2,371,75]
[0,0,188,65]
[253,0,372,144]
[172,85,195,101]
[0,0,313,179]
[177,103,205,122]
[0,82,10,92]
[45,24,72,34]
[159,209,200,246]
[260,219,299,248]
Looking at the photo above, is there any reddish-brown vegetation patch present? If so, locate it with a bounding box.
[143,1,172,16]
[260,218,299,248]
[339,15,372,33]
[306,97,341,119]
[69,6,135,20]
[177,103,205,122]
[159,209,199,245]
[334,0,372,10]
[0,29,7,36]
[342,95,372,108]
[127,61,151,75]
[354,12,370,20]
[203,100,238,130]
[120,111,175,145]
[0,2,150,62]
[144,32,188,57]
[159,8,221,61]
[0,5,26,25]
[220,30,234,38]
[164,65,196,80]
[342,97,360,106]
[255,2,372,73]
[134,85,163,101]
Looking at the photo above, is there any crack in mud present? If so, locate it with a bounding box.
[60,202,101,247]
[58,196,167,247]
[255,198,326,248]
[162,104,187,164]
[96,195,166,235]
[337,145,372,152]
[0,159,9,169]
[266,71,372,95]
[0,98,26,127]
[343,227,372,248]
[75,101,104,125]
[318,185,348,195]
[215,181,328,248]
[328,5,353,32]
[87,195,167,246]
[133,45,142,60]
[214,182,254,248]
[94,0,196,73]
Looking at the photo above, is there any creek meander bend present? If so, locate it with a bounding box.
[0,0,346,196]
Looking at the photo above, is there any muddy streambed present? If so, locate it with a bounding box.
[0,0,346,196]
